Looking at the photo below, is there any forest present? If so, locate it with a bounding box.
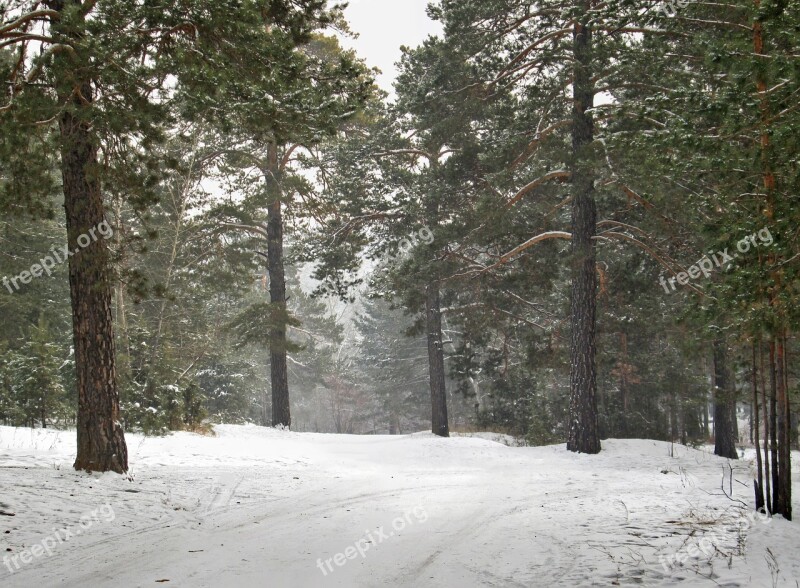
[1,0,798,559]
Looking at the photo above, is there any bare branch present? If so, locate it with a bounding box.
[0,10,59,37]
[507,170,570,208]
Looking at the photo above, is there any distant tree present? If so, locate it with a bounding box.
[206,33,373,428]
[354,295,430,434]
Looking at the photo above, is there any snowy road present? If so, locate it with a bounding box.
[1,425,798,587]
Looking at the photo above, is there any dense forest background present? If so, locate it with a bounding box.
[0,0,798,492]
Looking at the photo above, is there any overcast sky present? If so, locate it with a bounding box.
[341,0,442,95]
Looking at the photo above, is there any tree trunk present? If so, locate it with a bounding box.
[775,334,791,519]
[753,340,765,512]
[389,411,400,435]
[769,340,779,511]
[753,0,790,520]
[41,384,47,429]
[59,88,128,473]
[567,5,600,454]
[619,333,629,438]
[48,1,127,473]
[759,341,772,513]
[261,388,270,427]
[712,337,737,459]
[266,142,291,428]
[426,283,449,437]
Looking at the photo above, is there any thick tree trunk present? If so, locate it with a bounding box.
[426,283,449,437]
[48,0,127,473]
[266,142,291,428]
[712,337,737,459]
[59,89,128,473]
[567,6,600,454]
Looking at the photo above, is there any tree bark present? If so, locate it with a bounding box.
[753,0,790,520]
[769,340,779,512]
[426,283,449,437]
[712,337,737,459]
[759,341,772,513]
[266,142,291,428]
[49,1,127,473]
[775,334,791,519]
[59,89,128,473]
[567,4,600,454]
[753,340,765,512]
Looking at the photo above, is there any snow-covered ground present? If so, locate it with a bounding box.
[0,425,798,587]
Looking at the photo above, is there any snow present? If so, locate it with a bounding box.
[1,425,798,587]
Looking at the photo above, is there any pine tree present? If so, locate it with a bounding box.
[1,1,362,470]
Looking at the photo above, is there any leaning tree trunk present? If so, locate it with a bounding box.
[426,283,449,438]
[58,85,128,473]
[712,337,738,460]
[266,142,291,428]
[566,4,600,454]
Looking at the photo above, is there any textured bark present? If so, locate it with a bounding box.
[60,93,128,473]
[712,338,738,460]
[566,6,600,454]
[426,284,449,438]
[49,1,127,473]
[266,142,291,428]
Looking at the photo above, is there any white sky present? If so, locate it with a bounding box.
[342,0,442,95]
